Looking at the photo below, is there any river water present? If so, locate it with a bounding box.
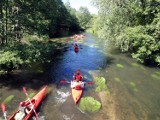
[42,33,160,120]
[0,33,160,120]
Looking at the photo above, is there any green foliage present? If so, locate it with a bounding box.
[0,50,23,74]
[0,35,56,74]
[122,26,160,64]
[64,3,92,30]
[79,97,101,113]
[91,0,160,66]
[0,0,81,45]
[76,7,92,29]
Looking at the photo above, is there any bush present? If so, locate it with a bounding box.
[121,26,160,65]
[0,51,23,74]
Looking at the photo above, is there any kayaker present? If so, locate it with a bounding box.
[74,44,78,50]
[73,69,83,81]
[71,81,84,89]
[75,72,83,81]
[14,102,26,120]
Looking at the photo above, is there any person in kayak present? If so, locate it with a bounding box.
[74,44,79,51]
[14,102,30,120]
[71,80,84,89]
[71,69,84,89]
[73,69,83,81]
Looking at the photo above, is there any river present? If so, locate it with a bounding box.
[0,33,160,120]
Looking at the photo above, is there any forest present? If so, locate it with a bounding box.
[0,0,160,75]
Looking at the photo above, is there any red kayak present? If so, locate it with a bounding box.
[71,70,84,104]
[9,86,47,120]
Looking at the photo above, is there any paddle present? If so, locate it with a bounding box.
[22,87,39,120]
[60,80,94,84]
[1,103,7,120]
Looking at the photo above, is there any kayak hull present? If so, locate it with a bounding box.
[72,88,83,104]
[9,86,47,120]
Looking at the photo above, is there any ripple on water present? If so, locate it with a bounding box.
[55,90,71,104]
[63,114,74,120]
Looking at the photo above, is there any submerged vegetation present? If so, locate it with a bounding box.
[116,64,124,68]
[3,95,14,105]
[79,97,101,113]
[94,77,110,97]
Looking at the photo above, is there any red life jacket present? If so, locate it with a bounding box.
[75,75,82,81]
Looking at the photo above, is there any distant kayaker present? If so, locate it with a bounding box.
[74,44,78,50]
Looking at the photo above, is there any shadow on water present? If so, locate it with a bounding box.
[0,40,70,90]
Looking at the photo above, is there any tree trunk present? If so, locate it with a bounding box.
[0,0,5,46]
[5,0,8,44]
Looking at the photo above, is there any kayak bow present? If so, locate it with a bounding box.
[72,87,83,104]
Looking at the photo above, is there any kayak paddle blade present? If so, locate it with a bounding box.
[22,87,27,94]
[87,82,94,84]
[60,80,70,84]
[1,103,6,113]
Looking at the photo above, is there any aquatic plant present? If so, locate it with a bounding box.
[155,71,160,75]
[3,95,14,104]
[116,64,124,68]
[129,82,138,92]
[131,63,139,67]
[129,82,136,87]
[94,77,107,92]
[27,93,36,99]
[151,74,160,80]
[114,77,121,82]
[79,97,101,113]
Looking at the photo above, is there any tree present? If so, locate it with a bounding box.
[92,0,160,65]
[76,7,92,29]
